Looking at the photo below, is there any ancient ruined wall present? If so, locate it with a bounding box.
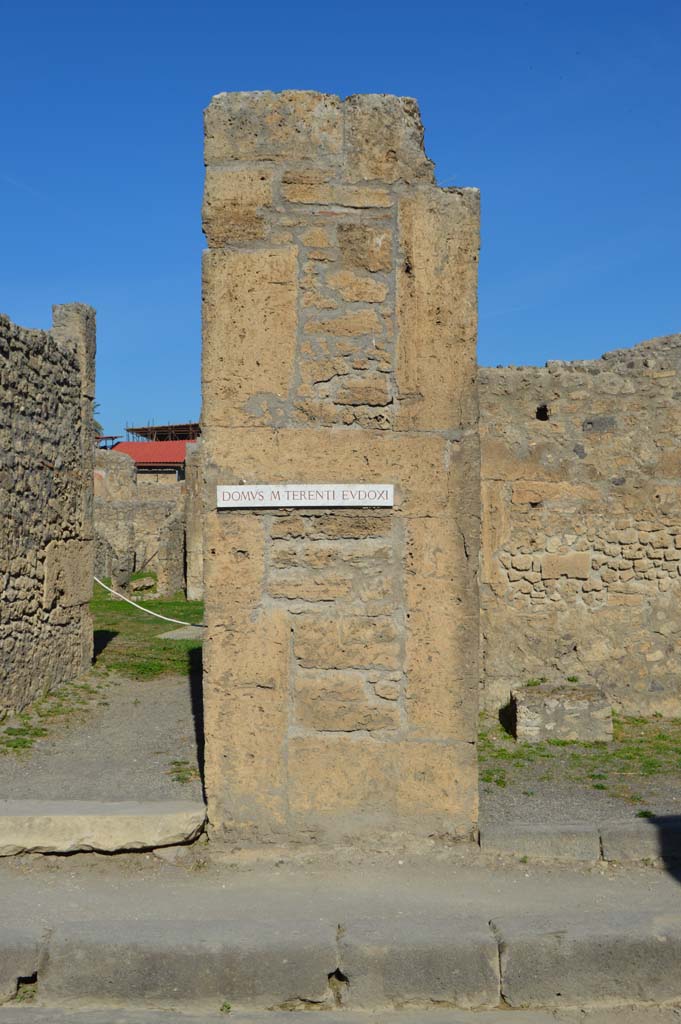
[137,474,184,492]
[0,305,95,715]
[184,440,204,601]
[94,449,185,594]
[202,90,480,844]
[157,513,186,597]
[480,334,681,717]
[94,449,136,500]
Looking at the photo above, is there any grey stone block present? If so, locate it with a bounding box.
[601,818,681,863]
[512,684,613,743]
[481,824,601,862]
[41,919,337,1009]
[338,915,500,1009]
[493,910,681,1007]
[0,928,43,1002]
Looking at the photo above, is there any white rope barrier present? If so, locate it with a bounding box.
[93,576,205,628]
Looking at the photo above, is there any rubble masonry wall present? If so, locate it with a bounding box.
[480,334,681,717]
[0,305,95,715]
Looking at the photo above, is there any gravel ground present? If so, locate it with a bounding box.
[0,674,203,802]
[479,756,681,828]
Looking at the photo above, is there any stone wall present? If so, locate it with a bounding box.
[0,305,95,716]
[201,90,480,844]
[480,334,681,717]
[94,449,185,595]
[184,440,204,600]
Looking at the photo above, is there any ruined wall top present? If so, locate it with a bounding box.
[481,333,681,380]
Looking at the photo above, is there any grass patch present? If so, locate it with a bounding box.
[478,713,681,804]
[168,759,201,785]
[91,582,203,681]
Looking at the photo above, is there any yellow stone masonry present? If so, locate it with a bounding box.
[201,90,481,845]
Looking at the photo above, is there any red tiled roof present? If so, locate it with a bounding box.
[113,440,196,466]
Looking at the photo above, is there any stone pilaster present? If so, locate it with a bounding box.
[201,91,480,844]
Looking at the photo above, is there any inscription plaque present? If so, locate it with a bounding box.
[217,483,394,509]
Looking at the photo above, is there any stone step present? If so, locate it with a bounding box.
[0,800,206,855]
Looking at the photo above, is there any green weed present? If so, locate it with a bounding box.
[168,759,200,785]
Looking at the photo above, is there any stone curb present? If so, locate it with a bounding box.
[480,824,601,862]
[1,911,680,1012]
[0,801,206,855]
[492,910,681,1008]
[480,819,681,864]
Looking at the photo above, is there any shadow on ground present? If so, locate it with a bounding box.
[653,816,681,884]
[93,629,118,659]
[188,646,205,799]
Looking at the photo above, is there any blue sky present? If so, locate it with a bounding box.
[2,0,679,435]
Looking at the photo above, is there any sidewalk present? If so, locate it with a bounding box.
[1,854,680,1014]
[0,1008,679,1023]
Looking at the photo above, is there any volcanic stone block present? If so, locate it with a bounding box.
[511,684,613,743]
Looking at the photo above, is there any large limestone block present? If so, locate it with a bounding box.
[494,910,681,1007]
[202,247,298,427]
[203,613,290,834]
[396,186,480,431]
[395,740,478,833]
[0,801,206,855]
[202,166,274,245]
[287,735,399,829]
[203,427,455,518]
[204,90,343,165]
[344,94,435,184]
[294,670,399,732]
[541,551,591,580]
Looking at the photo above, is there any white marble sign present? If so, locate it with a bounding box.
[217,483,394,509]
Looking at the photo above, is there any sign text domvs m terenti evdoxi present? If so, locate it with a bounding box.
[216,484,394,509]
